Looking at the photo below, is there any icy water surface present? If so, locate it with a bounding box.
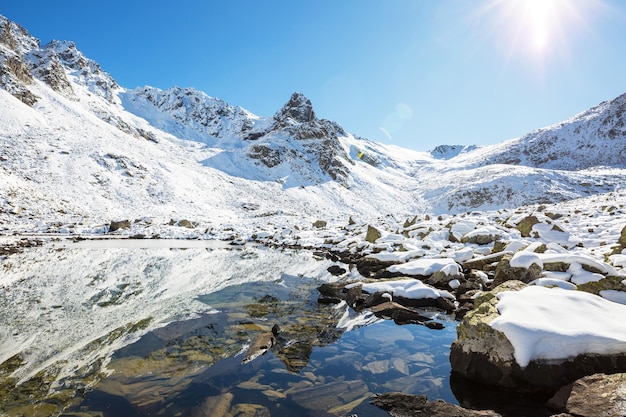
[0,241,457,416]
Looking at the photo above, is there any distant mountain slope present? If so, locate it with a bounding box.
[458,93,626,170]
[0,13,625,235]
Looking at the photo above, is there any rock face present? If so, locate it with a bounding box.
[0,15,119,108]
[124,86,257,143]
[273,91,315,123]
[263,92,353,185]
[0,16,38,105]
[124,88,354,187]
[451,281,626,395]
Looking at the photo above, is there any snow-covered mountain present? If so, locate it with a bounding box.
[1,14,625,236]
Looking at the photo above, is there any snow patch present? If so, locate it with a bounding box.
[491,286,626,367]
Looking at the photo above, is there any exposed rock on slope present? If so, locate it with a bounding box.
[475,93,626,170]
[0,15,38,105]
[260,92,353,185]
[122,85,259,144]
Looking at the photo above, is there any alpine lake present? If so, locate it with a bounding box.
[0,239,458,417]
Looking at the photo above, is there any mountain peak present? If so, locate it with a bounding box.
[274,92,316,124]
[0,14,39,55]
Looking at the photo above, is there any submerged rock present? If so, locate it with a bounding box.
[371,392,502,417]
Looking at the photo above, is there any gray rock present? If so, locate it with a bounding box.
[492,254,542,286]
[558,373,626,417]
[515,215,540,237]
[190,392,233,417]
[313,220,327,229]
[109,219,131,232]
[365,225,382,243]
[450,281,523,389]
[288,379,368,412]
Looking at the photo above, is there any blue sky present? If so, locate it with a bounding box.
[3,0,626,151]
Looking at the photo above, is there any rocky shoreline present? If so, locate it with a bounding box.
[306,214,626,416]
[315,271,626,416]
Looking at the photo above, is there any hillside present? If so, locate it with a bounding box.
[0,14,625,237]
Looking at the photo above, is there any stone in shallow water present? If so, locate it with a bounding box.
[363,359,390,375]
[288,379,369,412]
[371,392,502,417]
[229,403,271,417]
[190,392,233,417]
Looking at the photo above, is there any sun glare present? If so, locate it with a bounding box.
[476,0,605,64]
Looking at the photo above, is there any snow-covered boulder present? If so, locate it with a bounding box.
[451,281,626,393]
[492,254,542,286]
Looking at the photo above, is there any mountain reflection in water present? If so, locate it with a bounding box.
[0,242,457,417]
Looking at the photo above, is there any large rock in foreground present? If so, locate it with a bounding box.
[450,281,626,394]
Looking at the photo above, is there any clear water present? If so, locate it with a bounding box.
[0,242,458,417]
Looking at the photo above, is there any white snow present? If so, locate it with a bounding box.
[348,279,455,300]
[491,286,626,367]
[600,290,626,305]
[388,258,461,276]
[530,278,577,290]
[510,252,543,269]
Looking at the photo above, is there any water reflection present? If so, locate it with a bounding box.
[0,243,458,417]
[73,275,457,416]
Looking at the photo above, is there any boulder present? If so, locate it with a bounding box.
[312,220,327,229]
[549,373,626,417]
[109,219,131,232]
[576,276,626,296]
[451,281,626,395]
[368,301,431,324]
[355,256,398,278]
[492,254,542,286]
[515,215,540,237]
[450,281,524,390]
[190,392,233,417]
[620,226,626,248]
[177,219,197,229]
[365,225,382,243]
[462,251,510,272]
[326,265,346,276]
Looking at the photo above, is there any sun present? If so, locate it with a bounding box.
[523,0,558,52]
[475,0,605,62]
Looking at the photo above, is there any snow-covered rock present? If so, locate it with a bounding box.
[451,281,626,393]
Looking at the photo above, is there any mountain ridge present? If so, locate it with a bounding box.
[0,14,625,236]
